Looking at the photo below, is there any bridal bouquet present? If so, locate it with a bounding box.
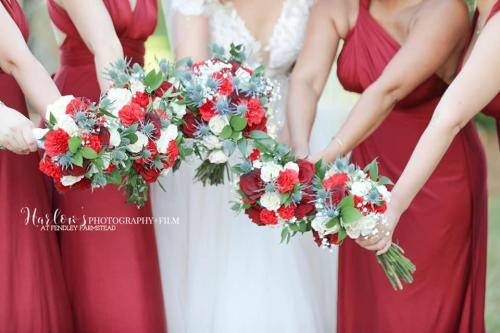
[232,131,316,243]
[38,95,119,192]
[310,157,416,290]
[179,44,275,186]
[103,59,191,206]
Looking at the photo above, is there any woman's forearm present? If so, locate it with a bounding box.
[9,56,60,117]
[320,84,395,161]
[287,75,321,155]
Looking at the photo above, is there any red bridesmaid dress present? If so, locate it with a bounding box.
[47,1,167,332]
[0,1,73,332]
[481,0,500,143]
[336,0,488,332]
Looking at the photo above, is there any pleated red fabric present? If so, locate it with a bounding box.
[336,1,488,332]
[0,1,74,332]
[47,1,167,332]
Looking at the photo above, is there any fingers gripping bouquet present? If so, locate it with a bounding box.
[179,44,275,186]
[232,131,317,243]
[103,59,192,206]
[311,158,416,290]
[38,96,118,192]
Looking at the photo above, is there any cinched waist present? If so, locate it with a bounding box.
[60,37,146,67]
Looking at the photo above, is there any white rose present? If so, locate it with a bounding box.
[46,95,75,122]
[259,192,281,211]
[157,125,178,154]
[126,131,148,153]
[208,115,228,135]
[55,115,79,136]
[109,128,121,147]
[310,215,329,234]
[61,175,84,187]
[130,79,145,94]
[106,88,132,116]
[171,103,186,117]
[344,214,378,239]
[350,181,372,197]
[208,150,229,164]
[260,162,282,182]
[284,162,299,173]
[202,135,221,150]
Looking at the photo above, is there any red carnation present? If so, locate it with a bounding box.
[295,187,316,219]
[155,81,176,98]
[97,127,110,146]
[72,178,92,191]
[245,206,262,226]
[118,103,146,127]
[199,99,217,122]
[323,173,349,190]
[136,140,159,165]
[243,117,267,138]
[260,209,278,225]
[39,156,62,180]
[82,134,102,153]
[328,185,349,206]
[62,164,87,177]
[277,169,299,193]
[248,149,260,162]
[65,98,89,116]
[167,140,179,166]
[243,98,265,126]
[219,78,234,96]
[373,200,387,214]
[297,159,315,184]
[239,168,265,200]
[312,230,340,247]
[278,205,295,220]
[133,163,162,183]
[44,129,70,157]
[132,92,150,107]
[181,112,199,138]
[104,163,117,173]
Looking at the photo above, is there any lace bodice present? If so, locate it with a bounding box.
[170,0,312,130]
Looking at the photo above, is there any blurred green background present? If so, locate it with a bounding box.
[22,0,500,331]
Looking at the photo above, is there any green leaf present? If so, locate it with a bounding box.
[230,130,241,140]
[81,147,98,160]
[237,139,248,157]
[68,137,82,154]
[49,112,57,126]
[249,130,270,140]
[71,152,83,167]
[280,192,292,205]
[144,70,163,93]
[364,158,379,181]
[341,206,363,224]
[337,196,355,210]
[229,116,248,132]
[220,125,233,140]
[281,228,291,244]
[325,217,340,229]
[379,176,394,186]
[315,159,326,180]
[338,228,347,242]
[106,169,122,185]
[99,107,117,118]
[128,133,138,144]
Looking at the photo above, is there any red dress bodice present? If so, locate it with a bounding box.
[336,1,487,332]
[47,0,157,67]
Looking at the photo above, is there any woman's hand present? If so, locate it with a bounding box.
[0,104,36,154]
[355,204,403,255]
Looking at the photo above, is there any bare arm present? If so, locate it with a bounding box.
[389,15,500,219]
[313,0,470,162]
[0,5,60,153]
[173,12,209,61]
[0,4,60,116]
[287,0,342,157]
[57,0,123,92]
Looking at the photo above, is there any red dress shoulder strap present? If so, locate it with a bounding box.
[486,0,500,23]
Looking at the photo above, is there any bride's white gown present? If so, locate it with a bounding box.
[153,1,342,332]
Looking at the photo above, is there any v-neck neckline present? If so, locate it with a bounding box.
[225,0,289,63]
